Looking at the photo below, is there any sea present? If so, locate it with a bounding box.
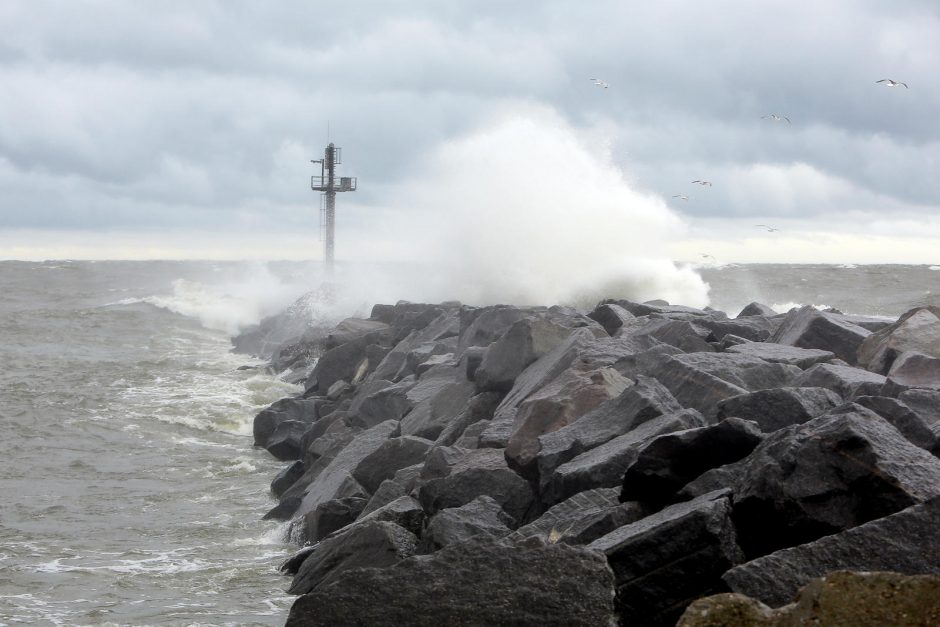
[1,260,939,626]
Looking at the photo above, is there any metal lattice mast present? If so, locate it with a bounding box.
[311,142,356,276]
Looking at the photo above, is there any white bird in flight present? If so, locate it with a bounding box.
[692,180,712,186]
[876,79,908,88]
[590,78,609,89]
[755,224,780,232]
[672,194,689,201]
[762,114,791,124]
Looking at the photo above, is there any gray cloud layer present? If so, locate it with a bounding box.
[1,0,938,233]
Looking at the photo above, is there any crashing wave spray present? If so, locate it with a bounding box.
[344,107,709,308]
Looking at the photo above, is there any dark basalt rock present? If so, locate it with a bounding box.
[399,365,477,441]
[854,395,940,454]
[353,495,426,537]
[588,490,744,627]
[264,419,310,461]
[416,448,535,525]
[736,302,777,318]
[898,388,940,427]
[252,397,321,448]
[730,404,940,559]
[543,409,705,507]
[271,460,306,498]
[588,302,636,336]
[723,495,940,608]
[717,386,843,432]
[285,537,617,627]
[694,315,776,343]
[303,496,368,543]
[287,520,418,595]
[770,305,871,365]
[419,495,514,553]
[620,417,764,504]
[434,391,503,447]
[357,464,424,518]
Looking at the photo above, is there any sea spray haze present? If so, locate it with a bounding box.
[339,109,709,308]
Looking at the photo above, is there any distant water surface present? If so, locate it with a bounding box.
[0,260,937,625]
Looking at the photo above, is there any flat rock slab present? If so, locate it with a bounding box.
[725,342,834,369]
[793,362,886,400]
[588,490,744,627]
[285,538,617,627]
[723,495,940,607]
[717,386,843,432]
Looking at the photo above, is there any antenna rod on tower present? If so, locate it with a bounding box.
[311,142,356,277]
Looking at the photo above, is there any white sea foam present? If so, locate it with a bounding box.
[930,265,940,271]
[771,302,833,313]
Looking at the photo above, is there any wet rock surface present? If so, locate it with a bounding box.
[237,301,940,625]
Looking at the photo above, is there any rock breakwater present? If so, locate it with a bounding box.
[235,298,940,626]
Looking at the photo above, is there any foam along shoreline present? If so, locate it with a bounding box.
[234,296,940,626]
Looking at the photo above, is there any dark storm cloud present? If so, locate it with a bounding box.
[0,0,937,232]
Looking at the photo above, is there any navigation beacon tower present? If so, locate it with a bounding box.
[311,143,357,275]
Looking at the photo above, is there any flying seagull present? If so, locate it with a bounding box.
[672,194,689,201]
[876,79,908,88]
[589,78,609,89]
[692,180,712,186]
[762,114,791,124]
[755,224,780,232]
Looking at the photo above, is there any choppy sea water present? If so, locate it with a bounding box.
[1,260,938,625]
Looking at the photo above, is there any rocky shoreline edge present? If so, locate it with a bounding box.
[234,297,940,626]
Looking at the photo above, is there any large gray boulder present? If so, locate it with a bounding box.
[434,391,503,447]
[400,366,477,441]
[723,495,940,607]
[717,386,843,432]
[417,448,535,524]
[543,409,705,506]
[899,388,940,427]
[854,396,940,454]
[736,302,777,317]
[587,302,636,336]
[479,328,597,448]
[694,315,776,343]
[253,397,322,448]
[345,378,414,428]
[353,495,426,537]
[293,420,401,525]
[264,420,312,461]
[320,317,391,351]
[302,496,368,542]
[285,537,617,627]
[474,318,575,392]
[730,404,940,559]
[351,435,433,493]
[369,309,461,382]
[306,328,393,394]
[419,495,514,552]
[588,490,744,627]
[287,520,418,595]
[725,342,834,369]
[770,305,871,365]
[535,376,684,484]
[793,362,886,399]
[637,351,799,420]
[857,306,940,374]
[620,417,764,504]
[505,366,632,477]
[884,349,940,393]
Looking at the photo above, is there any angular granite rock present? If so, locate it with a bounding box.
[723,495,940,607]
[287,520,418,595]
[725,342,834,369]
[351,435,433,493]
[588,490,744,627]
[417,448,535,524]
[736,302,777,318]
[285,537,617,627]
[620,417,764,503]
[475,318,575,392]
[717,386,843,432]
[793,362,886,399]
[588,302,636,336]
[770,305,871,365]
[419,495,514,552]
[857,306,940,374]
[731,404,940,559]
[854,395,940,454]
[884,349,940,393]
[535,375,684,483]
[543,409,705,506]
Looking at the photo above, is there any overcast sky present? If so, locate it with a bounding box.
[1,0,939,263]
